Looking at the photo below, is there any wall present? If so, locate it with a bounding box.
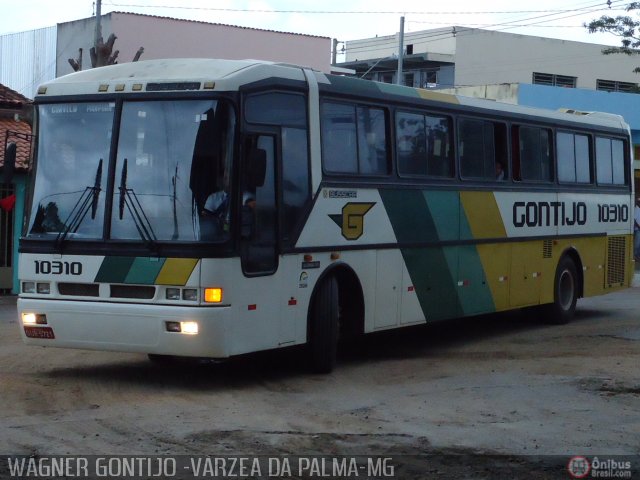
[345,27,457,62]
[0,26,57,99]
[57,13,331,77]
[454,29,639,89]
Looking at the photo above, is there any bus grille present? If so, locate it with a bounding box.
[58,283,100,297]
[606,236,626,287]
[110,285,155,299]
[543,239,553,259]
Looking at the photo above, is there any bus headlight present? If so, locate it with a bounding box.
[180,321,199,335]
[22,282,36,294]
[22,313,47,325]
[165,321,198,335]
[37,282,51,294]
[166,288,180,300]
[182,288,198,301]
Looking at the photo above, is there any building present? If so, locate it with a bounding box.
[0,84,31,293]
[339,27,640,92]
[1,12,331,99]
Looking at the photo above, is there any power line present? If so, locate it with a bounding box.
[107,3,617,15]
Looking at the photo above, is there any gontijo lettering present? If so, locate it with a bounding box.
[513,201,587,227]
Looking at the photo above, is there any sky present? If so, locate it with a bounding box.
[0,0,633,49]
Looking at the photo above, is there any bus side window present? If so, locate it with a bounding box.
[513,125,552,182]
[459,118,507,181]
[596,136,627,185]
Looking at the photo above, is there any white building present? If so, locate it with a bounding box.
[340,27,639,92]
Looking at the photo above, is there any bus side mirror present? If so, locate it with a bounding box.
[4,142,16,186]
[246,147,266,188]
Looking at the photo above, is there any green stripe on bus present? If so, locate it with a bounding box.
[124,257,167,285]
[380,189,462,320]
[423,190,459,241]
[379,189,438,243]
[402,247,460,321]
[94,256,136,283]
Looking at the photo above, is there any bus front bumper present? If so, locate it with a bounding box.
[17,298,230,358]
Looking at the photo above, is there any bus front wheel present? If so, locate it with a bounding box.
[308,276,339,373]
[544,256,578,324]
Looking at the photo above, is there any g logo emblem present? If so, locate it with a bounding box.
[329,202,375,240]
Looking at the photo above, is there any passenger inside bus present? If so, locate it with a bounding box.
[496,161,506,181]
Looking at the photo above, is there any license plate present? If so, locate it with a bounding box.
[24,326,55,339]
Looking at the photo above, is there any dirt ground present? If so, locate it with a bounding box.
[0,285,639,479]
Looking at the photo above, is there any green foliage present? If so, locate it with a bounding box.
[586,2,640,72]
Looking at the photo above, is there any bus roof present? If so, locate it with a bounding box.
[36,58,307,97]
[37,58,629,133]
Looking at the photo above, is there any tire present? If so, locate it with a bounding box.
[308,276,339,373]
[544,256,578,325]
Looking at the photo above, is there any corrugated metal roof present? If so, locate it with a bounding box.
[0,26,57,99]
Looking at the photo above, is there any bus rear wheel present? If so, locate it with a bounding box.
[308,276,339,373]
[544,256,578,325]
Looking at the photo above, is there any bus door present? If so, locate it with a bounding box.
[237,133,296,347]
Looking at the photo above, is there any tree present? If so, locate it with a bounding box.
[586,2,640,73]
[67,0,144,72]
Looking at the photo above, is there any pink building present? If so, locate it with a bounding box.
[56,12,331,77]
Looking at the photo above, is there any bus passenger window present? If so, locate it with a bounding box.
[321,102,358,173]
[557,131,592,184]
[596,136,627,185]
[458,118,507,181]
[321,102,389,175]
[513,125,552,182]
[396,111,453,178]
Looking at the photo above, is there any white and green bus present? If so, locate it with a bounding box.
[15,59,634,372]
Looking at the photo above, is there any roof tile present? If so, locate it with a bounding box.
[0,83,31,107]
[0,118,32,170]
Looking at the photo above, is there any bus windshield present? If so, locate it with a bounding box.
[27,99,235,243]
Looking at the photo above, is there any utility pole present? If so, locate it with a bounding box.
[67,0,144,71]
[396,16,405,85]
[332,38,338,65]
[95,0,102,47]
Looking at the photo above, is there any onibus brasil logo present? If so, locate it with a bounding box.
[329,202,376,240]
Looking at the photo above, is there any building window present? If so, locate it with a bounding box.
[381,73,394,84]
[596,79,638,93]
[532,72,576,88]
[422,70,438,88]
[404,73,415,87]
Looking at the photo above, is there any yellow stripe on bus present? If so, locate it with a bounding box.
[460,191,507,239]
[155,258,199,286]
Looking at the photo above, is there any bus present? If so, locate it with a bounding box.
[14,58,634,373]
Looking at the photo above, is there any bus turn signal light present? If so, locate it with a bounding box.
[204,288,223,303]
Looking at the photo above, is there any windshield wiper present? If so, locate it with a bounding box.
[55,159,103,249]
[118,158,158,249]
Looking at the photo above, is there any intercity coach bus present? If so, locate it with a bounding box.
[15,59,634,372]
